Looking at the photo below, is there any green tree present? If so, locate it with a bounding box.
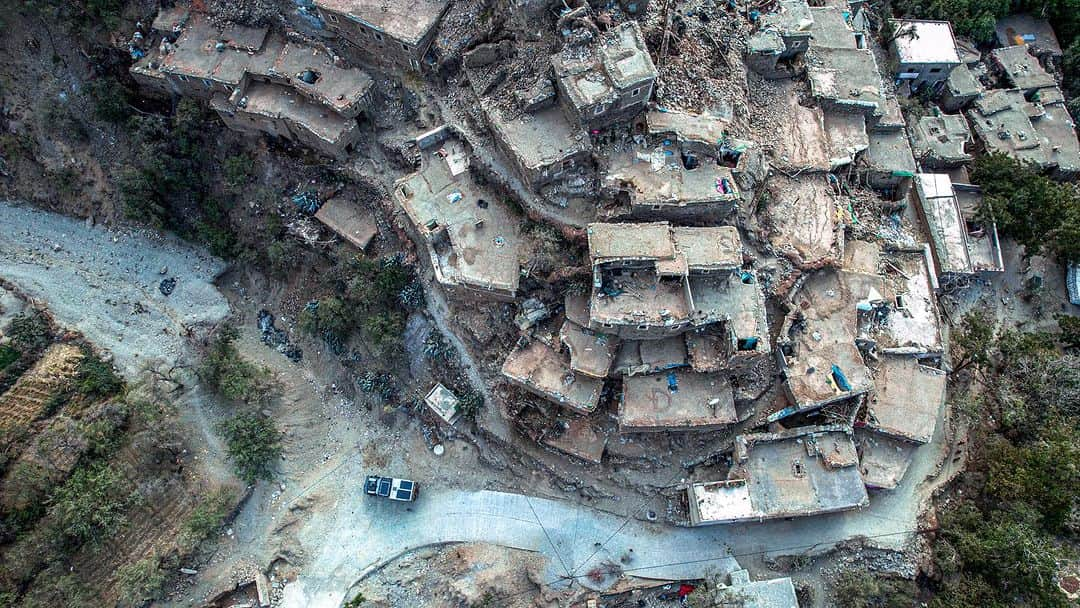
[951,311,995,373]
[973,153,1080,264]
[217,412,282,483]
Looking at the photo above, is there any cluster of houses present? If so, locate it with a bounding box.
[130,1,1076,533]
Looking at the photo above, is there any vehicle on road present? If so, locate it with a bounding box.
[364,475,418,502]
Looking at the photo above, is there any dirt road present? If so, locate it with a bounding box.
[0,200,230,373]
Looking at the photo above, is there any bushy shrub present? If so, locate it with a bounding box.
[199,325,276,405]
[49,461,136,545]
[217,412,282,483]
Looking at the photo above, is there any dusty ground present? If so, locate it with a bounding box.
[351,543,548,608]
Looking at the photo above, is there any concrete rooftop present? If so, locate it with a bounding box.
[313,0,450,44]
[891,20,961,65]
[619,370,736,432]
[396,134,522,296]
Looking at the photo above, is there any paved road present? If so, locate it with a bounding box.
[0,201,229,373]
[278,481,742,608]
[279,382,947,608]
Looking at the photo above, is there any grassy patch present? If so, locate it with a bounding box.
[115,554,167,607]
[179,487,237,551]
[74,347,123,401]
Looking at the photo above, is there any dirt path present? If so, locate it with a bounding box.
[0,200,230,374]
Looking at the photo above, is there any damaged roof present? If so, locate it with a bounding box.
[552,21,656,111]
[501,339,603,415]
[487,105,592,171]
[688,425,868,524]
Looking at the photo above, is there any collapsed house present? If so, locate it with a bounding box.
[913,173,1004,281]
[696,570,801,608]
[910,114,973,168]
[131,8,374,158]
[313,197,378,250]
[745,0,814,79]
[312,0,451,71]
[967,88,1080,180]
[551,21,658,130]
[686,425,869,525]
[940,62,984,112]
[586,223,769,352]
[769,82,870,171]
[856,355,946,489]
[762,173,845,266]
[394,127,522,301]
[596,109,767,221]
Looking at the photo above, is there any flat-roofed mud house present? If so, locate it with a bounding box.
[551,21,658,130]
[687,425,869,525]
[132,9,374,158]
[313,0,451,71]
[394,126,522,301]
[586,223,769,352]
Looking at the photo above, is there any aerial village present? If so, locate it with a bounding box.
[124,0,1078,604]
[1,0,1079,606]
